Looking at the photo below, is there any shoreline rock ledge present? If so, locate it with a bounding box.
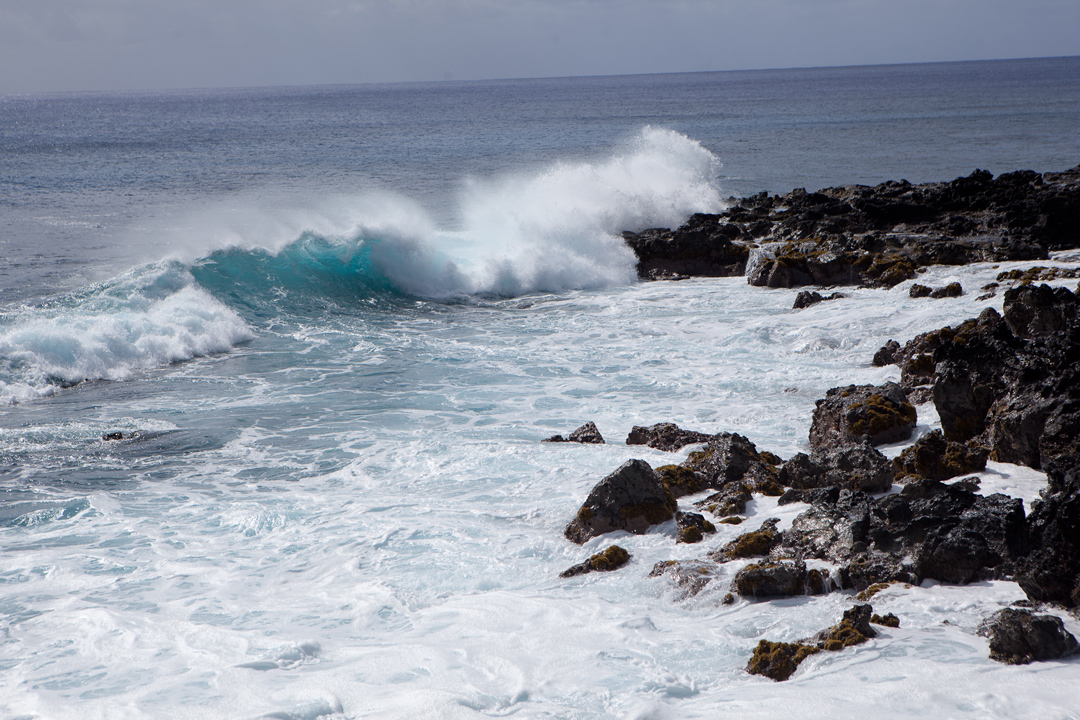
[622,166,1080,285]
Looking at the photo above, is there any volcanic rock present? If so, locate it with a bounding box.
[981,608,1079,664]
[779,438,895,493]
[625,422,711,451]
[559,545,631,578]
[675,510,717,544]
[543,421,605,444]
[808,382,916,450]
[564,459,677,544]
[893,429,989,482]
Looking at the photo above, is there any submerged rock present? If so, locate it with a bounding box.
[981,608,1080,664]
[649,559,721,598]
[564,459,677,545]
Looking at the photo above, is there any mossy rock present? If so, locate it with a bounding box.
[855,582,892,601]
[719,516,745,525]
[820,619,870,651]
[716,519,780,560]
[746,640,820,681]
[657,464,704,498]
[872,613,900,628]
[559,544,631,578]
[847,394,917,439]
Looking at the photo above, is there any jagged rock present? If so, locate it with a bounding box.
[543,421,605,444]
[1017,468,1080,607]
[733,559,811,598]
[814,604,877,647]
[649,559,721,598]
[559,545,631,578]
[746,640,820,681]
[910,283,932,298]
[931,282,963,298]
[893,429,989,481]
[675,511,716,544]
[622,214,751,279]
[564,459,677,544]
[625,422,711,451]
[793,290,847,309]
[1002,283,1078,338]
[779,438,895,493]
[694,483,753,517]
[710,518,782,561]
[679,432,779,493]
[809,382,917,450]
[981,608,1080,664]
[872,339,901,367]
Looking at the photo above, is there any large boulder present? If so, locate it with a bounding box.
[893,429,989,482]
[733,560,812,598]
[680,432,780,492]
[809,382,916,450]
[1016,468,1080,607]
[981,608,1080,664]
[779,438,895,493]
[564,460,677,544]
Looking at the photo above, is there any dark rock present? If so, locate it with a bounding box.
[930,282,963,298]
[622,214,751,279]
[649,559,721,598]
[981,608,1079,664]
[678,432,779,493]
[559,545,631,578]
[893,429,989,482]
[1017,469,1080,607]
[564,459,677,544]
[710,518,782,561]
[910,283,932,298]
[1002,283,1079,338]
[779,438,895,494]
[626,422,711,451]
[675,510,717,544]
[694,483,753,517]
[815,604,877,646]
[872,339,901,367]
[543,421,605,444]
[809,382,917,450]
[746,640,820,681]
[102,431,126,441]
[733,559,810,598]
[793,290,823,308]
[872,613,900,627]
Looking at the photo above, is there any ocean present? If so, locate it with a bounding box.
[2,57,1079,719]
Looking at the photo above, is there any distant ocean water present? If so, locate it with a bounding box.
[1,57,1079,719]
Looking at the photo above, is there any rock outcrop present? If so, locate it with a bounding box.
[625,422,711,451]
[564,459,677,544]
[543,421,605,444]
[808,382,916,450]
[980,608,1080,664]
[559,545,631,578]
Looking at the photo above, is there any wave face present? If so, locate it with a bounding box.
[193,127,725,305]
[0,263,254,404]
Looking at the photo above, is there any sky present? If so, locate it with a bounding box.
[1,0,1078,94]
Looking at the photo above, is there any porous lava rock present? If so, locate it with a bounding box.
[625,167,1080,287]
[675,510,717,544]
[663,432,780,497]
[809,382,917,450]
[543,421,605,444]
[893,429,989,482]
[779,438,895,493]
[1016,468,1080,607]
[564,459,677,544]
[733,560,811,598]
[747,604,879,681]
[559,545,631,578]
[980,608,1079,664]
[710,518,782,561]
[793,290,846,309]
[625,422,711,451]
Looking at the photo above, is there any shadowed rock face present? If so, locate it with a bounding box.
[1017,468,1080,608]
[981,608,1080,664]
[625,422,711,452]
[780,439,895,494]
[564,459,677,545]
[623,166,1080,287]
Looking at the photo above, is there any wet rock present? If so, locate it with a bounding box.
[872,612,900,627]
[693,483,753,517]
[710,518,782,561]
[564,459,677,544]
[809,382,917,450]
[872,339,901,367]
[649,559,721,598]
[559,545,631,578]
[1017,469,1080,607]
[793,290,847,309]
[981,608,1079,664]
[909,283,932,298]
[625,422,711,451]
[733,559,810,598]
[779,438,895,493]
[543,421,605,444]
[675,510,716,544]
[893,429,989,482]
[930,282,963,298]
[679,432,779,493]
[814,604,877,648]
[622,214,751,279]
[746,640,820,681]
[1002,283,1079,339]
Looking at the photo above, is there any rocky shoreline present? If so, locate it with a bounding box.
[556,166,1080,679]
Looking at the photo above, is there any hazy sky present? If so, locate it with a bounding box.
[2,0,1078,94]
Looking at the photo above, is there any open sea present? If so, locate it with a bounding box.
[2,57,1080,719]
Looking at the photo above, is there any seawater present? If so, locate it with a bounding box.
[2,58,1079,719]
